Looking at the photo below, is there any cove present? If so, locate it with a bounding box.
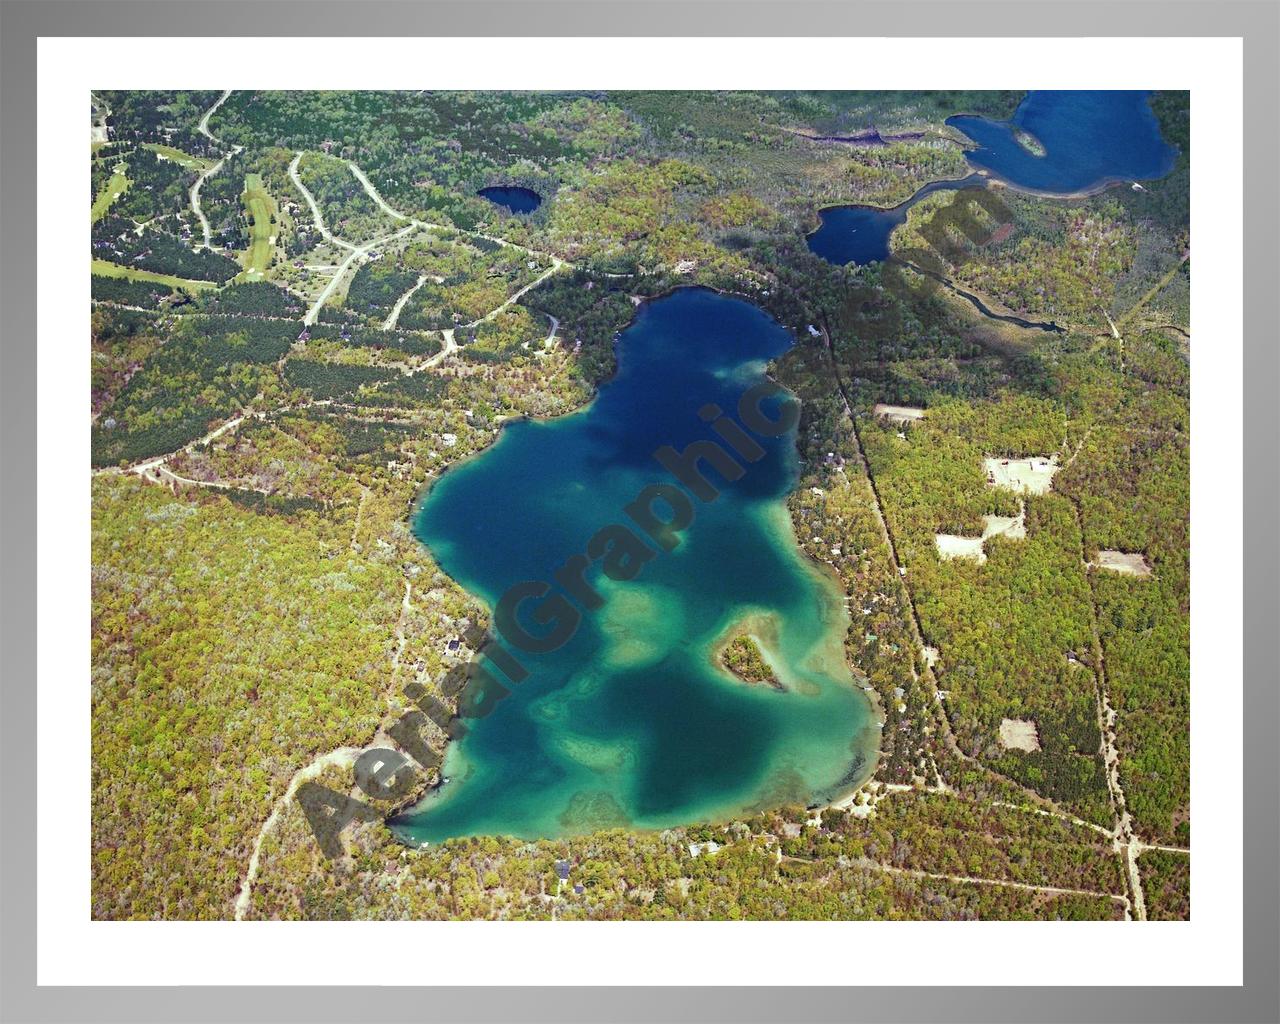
[946,90,1177,195]
[394,288,878,843]
[807,173,985,266]
[477,185,543,214]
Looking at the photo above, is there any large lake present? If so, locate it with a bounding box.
[946,90,1177,195]
[395,288,878,843]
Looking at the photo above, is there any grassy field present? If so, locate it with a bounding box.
[142,142,215,171]
[91,257,216,293]
[91,166,131,224]
[239,173,277,280]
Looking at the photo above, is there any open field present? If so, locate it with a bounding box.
[143,142,215,171]
[935,533,986,562]
[999,718,1042,752]
[983,455,1059,494]
[1093,550,1153,577]
[240,173,277,279]
[933,506,1026,564]
[91,257,216,293]
[873,403,925,426]
[91,167,130,224]
[982,506,1026,541]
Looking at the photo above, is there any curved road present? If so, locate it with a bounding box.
[347,161,410,223]
[383,275,427,330]
[190,90,240,250]
[197,88,234,142]
[233,746,362,920]
[288,152,354,251]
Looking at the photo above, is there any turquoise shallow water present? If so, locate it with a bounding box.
[394,288,878,843]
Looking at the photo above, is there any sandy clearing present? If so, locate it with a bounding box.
[984,455,1059,495]
[873,403,925,426]
[999,718,1041,752]
[981,502,1027,541]
[935,533,986,563]
[934,505,1024,564]
[1093,550,1152,577]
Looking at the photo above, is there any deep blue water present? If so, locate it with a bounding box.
[806,174,985,266]
[808,91,1177,268]
[946,90,1177,195]
[395,288,877,843]
[477,185,543,214]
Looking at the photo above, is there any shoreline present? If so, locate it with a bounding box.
[706,609,787,690]
[406,281,801,528]
[759,501,885,803]
[944,93,1176,201]
[802,172,988,243]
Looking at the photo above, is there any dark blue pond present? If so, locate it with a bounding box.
[477,185,543,214]
[807,174,985,266]
[946,90,1178,195]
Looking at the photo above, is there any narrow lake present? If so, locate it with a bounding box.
[477,185,543,214]
[394,288,878,843]
[807,173,986,266]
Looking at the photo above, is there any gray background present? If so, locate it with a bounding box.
[1,1,1276,1021]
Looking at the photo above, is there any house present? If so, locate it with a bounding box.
[554,860,571,881]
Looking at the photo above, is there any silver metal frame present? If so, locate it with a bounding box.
[2,2,1275,1020]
